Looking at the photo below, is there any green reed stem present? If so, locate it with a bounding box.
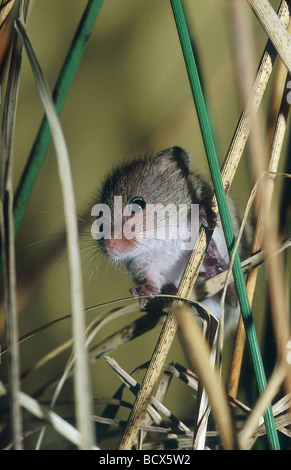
[13,0,104,233]
[170,0,280,450]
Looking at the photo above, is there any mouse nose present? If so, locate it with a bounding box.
[104,239,118,254]
[102,237,137,258]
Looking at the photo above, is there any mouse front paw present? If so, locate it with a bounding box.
[130,284,161,309]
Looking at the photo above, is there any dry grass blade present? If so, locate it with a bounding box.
[233,68,291,399]
[221,0,290,189]
[0,0,29,450]
[0,0,16,30]
[17,391,99,449]
[93,416,173,435]
[238,362,288,449]
[15,303,141,447]
[174,305,237,449]
[34,301,142,449]
[247,0,291,73]
[1,299,139,359]
[227,0,291,437]
[163,363,199,391]
[219,175,261,345]
[193,237,291,301]
[192,377,211,450]
[192,307,219,449]
[138,369,173,448]
[14,18,95,448]
[262,81,291,392]
[227,1,291,398]
[13,307,160,404]
[229,0,266,198]
[0,0,23,85]
[105,356,191,436]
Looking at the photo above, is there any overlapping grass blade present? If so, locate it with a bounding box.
[14,17,95,449]
[0,0,29,450]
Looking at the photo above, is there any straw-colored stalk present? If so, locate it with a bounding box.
[238,362,287,449]
[174,305,237,449]
[0,0,29,450]
[14,18,95,449]
[229,72,291,398]
[105,355,192,436]
[228,0,291,398]
[247,0,291,73]
[0,0,17,29]
[17,390,99,449]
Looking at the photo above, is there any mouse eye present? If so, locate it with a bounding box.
[129,197,146,213]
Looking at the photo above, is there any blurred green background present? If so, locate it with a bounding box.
[1,0,287,449]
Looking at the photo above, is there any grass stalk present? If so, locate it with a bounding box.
[227,0,288,398]
[17,390,99,449]
[105,356,192,435]
[0,0,17,29]
[247,0,291,73]
[220,0,290,190]
[15,18,95,449]
[229,72,291,397]
[238,362,287,449]
[0,0,29,449]
[174,305,237,449]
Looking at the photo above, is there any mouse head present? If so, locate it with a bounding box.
[94,147,194,259]
[100,146,192,207]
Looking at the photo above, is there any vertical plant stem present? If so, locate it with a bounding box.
[13,0,104,234]
[15,18,95,449]
[262,77,291,391]
[227,0,290,397]
[0,0,29,449]
[221,0,290,190]
[175,306,237,450]
[229,72,291,397]
[227,0,267,397]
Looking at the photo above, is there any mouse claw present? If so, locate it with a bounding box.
[130,284,161,309]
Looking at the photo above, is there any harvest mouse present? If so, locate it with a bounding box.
[94,146,250,333]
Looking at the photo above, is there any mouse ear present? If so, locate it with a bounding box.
[170,146,190,175]
[156,146,190,176]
